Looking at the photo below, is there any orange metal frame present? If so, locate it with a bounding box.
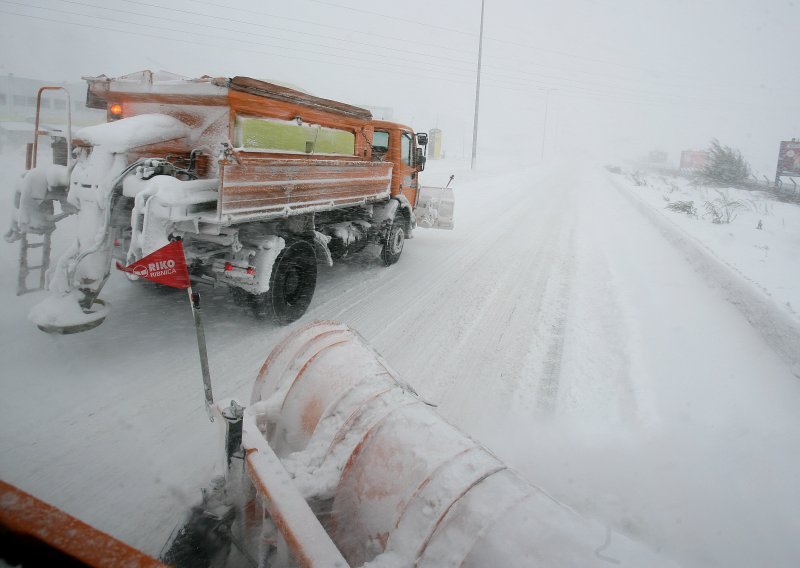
[0,479,163,567]
[31,86,72,170]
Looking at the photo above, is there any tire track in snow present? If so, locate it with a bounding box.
[438,215,558,405]
[535,224,575,414]
[422,171,582,420]
[538,171,648,427]
[304,170,539,329]
[508,170,645,426]
[307,168,562,356]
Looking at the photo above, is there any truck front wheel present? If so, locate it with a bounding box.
[381,215,405,266]
[252,239,317,325]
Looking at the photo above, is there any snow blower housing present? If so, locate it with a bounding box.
[8,70,454,333]
[160,321,673,567]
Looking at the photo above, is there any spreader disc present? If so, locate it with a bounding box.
[32,298,110,335]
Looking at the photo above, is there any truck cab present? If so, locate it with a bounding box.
[370,120,427,209]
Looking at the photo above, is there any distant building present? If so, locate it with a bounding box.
[429,128,442,160]
[0,74,105,146]
[648,150,668,164]
[680,150,708,171]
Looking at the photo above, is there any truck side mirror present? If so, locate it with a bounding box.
[415,147,426,171]
[417,133,428,146]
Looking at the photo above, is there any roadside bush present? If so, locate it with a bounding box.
[701,138,751,187]
[704,190,743,224]
[666,200,697,217]
[630,171,648,186]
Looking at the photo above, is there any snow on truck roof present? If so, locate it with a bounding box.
[85,70,373,121]
[75,114,190,153]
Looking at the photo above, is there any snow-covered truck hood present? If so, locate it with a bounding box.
[75,114,190,152]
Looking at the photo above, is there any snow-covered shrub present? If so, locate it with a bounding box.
[704,190,743,224]
[701,139,751,187]
[666,200,697,217]
[630,171,648,186]
[605,164,623,174]
[662,181,681,202]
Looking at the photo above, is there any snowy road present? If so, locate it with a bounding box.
[2,154,799,566]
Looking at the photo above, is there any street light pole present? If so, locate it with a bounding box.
[470,0,485,170]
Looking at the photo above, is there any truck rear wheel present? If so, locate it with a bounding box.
[380,214,405,266]
[252,239,317,325]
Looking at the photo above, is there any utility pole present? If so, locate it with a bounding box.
[470,0,485,170]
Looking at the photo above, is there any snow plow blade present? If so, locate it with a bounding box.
[413,185,454,229]
[193,321,672,567]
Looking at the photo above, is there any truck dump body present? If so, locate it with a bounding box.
[85,71,390,224]
[219,157,391,221]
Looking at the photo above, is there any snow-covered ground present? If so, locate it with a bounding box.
[1,149,799,566]
[616,170,800,326]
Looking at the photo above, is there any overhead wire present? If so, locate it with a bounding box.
[292,0,791,98]
[189,0,472,56]
[0,7,476,87]
[6,0,478,79]
[117,0,773,106]
[0,2,782,113]
[197,0,783,105]
[299,0,702,80]
[15,0,693,104]
[301,0,476,36]
[116,0,476,68]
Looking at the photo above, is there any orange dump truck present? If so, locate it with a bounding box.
[6,71,454,333]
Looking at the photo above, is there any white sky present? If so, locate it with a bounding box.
[0,0,797,173]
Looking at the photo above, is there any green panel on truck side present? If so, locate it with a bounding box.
[236,116,356,156]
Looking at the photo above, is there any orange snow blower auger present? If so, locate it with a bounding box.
[162,321,672,567]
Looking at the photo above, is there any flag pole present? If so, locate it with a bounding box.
[188,285,215,422]
[117,238,215,421]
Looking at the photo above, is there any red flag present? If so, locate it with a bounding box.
[116,240,191,289]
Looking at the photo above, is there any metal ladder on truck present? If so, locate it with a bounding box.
[13,86,73,295]
[17,231,53,295]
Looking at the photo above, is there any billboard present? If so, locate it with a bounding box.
[429,128,442,160]
[680,150,708,171]
[776,140,800,177]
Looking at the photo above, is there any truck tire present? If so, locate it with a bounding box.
[252,239,317,325]
[380,214,405,266]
